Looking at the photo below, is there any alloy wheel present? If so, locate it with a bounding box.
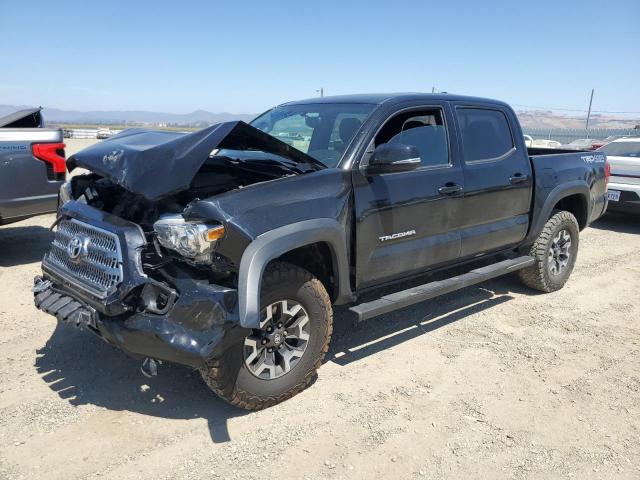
[548,229,572,276]
[243,300,311,380]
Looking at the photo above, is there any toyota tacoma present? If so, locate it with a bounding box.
[33,94,609,410]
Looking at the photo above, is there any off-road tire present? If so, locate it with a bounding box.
[519,210,579,292]
[200,262,333,410]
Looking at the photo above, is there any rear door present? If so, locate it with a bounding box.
[452,104,533,258]
[352,102,465,289]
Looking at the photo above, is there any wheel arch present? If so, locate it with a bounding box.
[275,242,338,301]
[526,181,590,245]
[554,193,589,230]
[237,219,352,328]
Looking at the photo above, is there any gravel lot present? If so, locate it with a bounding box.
[0,139,639,479]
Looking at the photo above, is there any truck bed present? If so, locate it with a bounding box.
[527,147,592,156]
[525,148,608,246]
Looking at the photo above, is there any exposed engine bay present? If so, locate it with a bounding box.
[67,152,299,229]
[61,151,306,297]
[58,120,325,300]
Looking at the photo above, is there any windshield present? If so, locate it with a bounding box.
[598,141,640,157]
[251,103,375,168]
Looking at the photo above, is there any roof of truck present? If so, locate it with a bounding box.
[280,93,511,108]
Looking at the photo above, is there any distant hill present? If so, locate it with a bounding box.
[0,104,255,126]
[516,110,639,130]
[0,104,637,130]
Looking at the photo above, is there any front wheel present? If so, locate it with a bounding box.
[519,210,580,292]
[200,262,333,410]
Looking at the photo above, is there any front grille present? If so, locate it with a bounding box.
[44,219,124,298]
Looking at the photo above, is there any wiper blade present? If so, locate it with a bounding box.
[220,156,305,175]
[249,159,306,173]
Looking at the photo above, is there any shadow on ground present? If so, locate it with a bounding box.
[0,225,52,267]
[35,271,521,444]
[328,273,520,366]
[590,211,640,235]
[35,324,247,443]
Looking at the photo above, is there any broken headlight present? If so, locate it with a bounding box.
[58,181,72,208]
[153,214,225,262]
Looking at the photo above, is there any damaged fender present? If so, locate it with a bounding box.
[237,219,352,328]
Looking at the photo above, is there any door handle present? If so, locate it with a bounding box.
[438,183,464,195]
[509,173,529,185]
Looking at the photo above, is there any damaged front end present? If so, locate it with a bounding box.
[35,121,321,368]
[34,201,245,368]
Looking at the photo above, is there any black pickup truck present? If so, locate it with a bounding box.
[33,94,609,410]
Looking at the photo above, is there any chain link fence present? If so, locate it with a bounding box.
[522,128,640,145]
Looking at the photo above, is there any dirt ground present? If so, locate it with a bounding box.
[0,142,639,479]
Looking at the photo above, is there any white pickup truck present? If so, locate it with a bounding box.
[599,137,640,214]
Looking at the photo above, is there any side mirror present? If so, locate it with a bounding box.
[366,143,421,174]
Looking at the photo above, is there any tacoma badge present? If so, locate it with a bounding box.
[379,230,416,242]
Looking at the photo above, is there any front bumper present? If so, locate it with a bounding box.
[34,274,247,368]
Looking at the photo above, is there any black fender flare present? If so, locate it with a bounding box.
[237,219,352,328]
[525,181,590,245]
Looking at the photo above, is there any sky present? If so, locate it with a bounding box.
[1,0,639,115]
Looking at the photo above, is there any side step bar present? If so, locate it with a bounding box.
[349,256,535,321]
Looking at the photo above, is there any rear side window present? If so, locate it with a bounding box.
[456,108,514,162]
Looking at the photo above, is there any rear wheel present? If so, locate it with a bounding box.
[519,210,579,292]
[200,262,333,410]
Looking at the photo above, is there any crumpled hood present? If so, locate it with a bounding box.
[67,121,324,201]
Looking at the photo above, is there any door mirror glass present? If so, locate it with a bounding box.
[366,143,421,174]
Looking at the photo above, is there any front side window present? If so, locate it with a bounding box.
[375,108,450,167]
[251,103,374,168]
[456,108,514,162]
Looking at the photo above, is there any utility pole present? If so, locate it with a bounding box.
[585,88,594,132]
[316,87,324,97]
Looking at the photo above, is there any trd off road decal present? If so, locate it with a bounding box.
[580,153,606,164]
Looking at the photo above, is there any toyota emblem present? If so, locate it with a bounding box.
[67,234,89,262]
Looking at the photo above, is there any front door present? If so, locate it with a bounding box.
[353,104,465,289]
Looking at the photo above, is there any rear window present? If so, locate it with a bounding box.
[456,108,514,162]
[598,141,640,158]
